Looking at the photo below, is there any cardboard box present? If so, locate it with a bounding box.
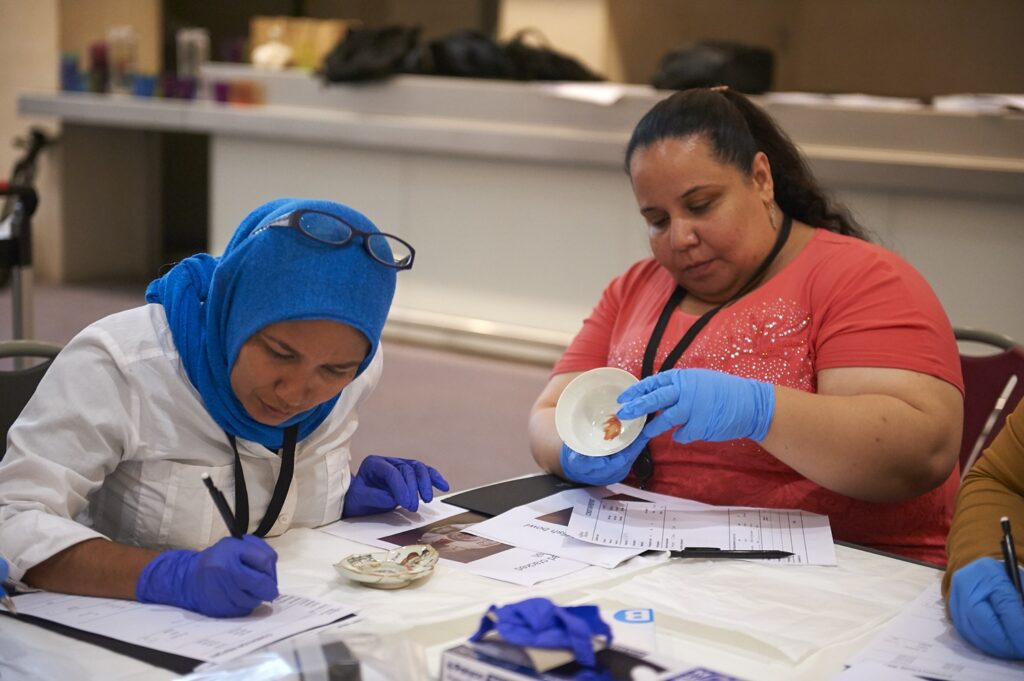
[249,16,354,70]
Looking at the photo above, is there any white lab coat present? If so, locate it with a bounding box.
[0,304,380,583]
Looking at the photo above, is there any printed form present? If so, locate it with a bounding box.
[566,497,837,565]
[843,582,1024,680]
[11,592,356,665]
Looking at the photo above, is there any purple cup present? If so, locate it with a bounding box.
[160,73,178,98]
[176,77,197,100]
[212,81,230,103]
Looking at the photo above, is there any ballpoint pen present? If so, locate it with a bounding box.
[202,473,242,538]
[669,547,794,560]
[999,516,1023,599]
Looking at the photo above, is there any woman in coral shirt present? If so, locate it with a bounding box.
[529,88,964,565]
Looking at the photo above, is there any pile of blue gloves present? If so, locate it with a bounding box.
[949,557,1024,659]
[470,597,612,667]
[561,368,775,485]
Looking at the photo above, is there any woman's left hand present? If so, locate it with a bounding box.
[949,557,1024,659]
[616,368,775,444]
[342,455,450,518]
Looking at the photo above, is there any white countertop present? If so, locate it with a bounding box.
[19,66,1024,198]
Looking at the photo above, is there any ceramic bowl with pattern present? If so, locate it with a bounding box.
[334,544,439,589]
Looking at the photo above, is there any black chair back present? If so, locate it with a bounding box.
[0,340,61,460]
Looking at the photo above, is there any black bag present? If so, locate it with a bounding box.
[504,29,603,81]
[322,25,603,84]
[424,30,517,79]
[322,26,421,82]
[650,41,774,94]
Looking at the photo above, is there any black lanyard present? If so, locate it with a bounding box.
[631,214,792,488]
[226,424,298,537]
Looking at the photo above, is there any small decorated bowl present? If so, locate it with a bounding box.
[334,544,439,589]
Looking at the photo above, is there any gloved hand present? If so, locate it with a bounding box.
[136,535,279,618]
[342,455,450,518]
[559,434,650,486]
[949,557,1024,659]
[616,368,775,444]
[470,597,612,667]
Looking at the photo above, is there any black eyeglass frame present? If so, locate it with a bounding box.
[261,208,415,270]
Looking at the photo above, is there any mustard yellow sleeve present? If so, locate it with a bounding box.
[943,400,1024,601]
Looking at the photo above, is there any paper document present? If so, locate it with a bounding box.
[567,496,836,565]
[11,592,356,665]
[761,91,927,111]
[466,487,648,568]
[843,582,1024,680]
[319,500,588,586]
[931,93,1024,114]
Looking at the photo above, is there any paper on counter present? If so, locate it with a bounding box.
[532,81,651,104]
[11,592,356,665]
[566,496,837,566]
[844,582,1024,680]
[760,91,927,111]
[931,93,1024,114]
[319,500,588,586]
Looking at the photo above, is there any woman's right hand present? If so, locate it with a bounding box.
[136,535,279,618]
[559,435,650,486]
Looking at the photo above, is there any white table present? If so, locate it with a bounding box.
[0,518,941,681]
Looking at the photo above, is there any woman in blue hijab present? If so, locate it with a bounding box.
[0,198,447,618]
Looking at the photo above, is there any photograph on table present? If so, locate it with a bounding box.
[380,511,512,564]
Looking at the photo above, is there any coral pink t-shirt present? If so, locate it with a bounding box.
[554,230,963,565]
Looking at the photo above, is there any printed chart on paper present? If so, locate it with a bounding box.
[566,498,836,565]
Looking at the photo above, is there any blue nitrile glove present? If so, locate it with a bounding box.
[470,597,612,667]
[559,434,650,486]
[136,535,279,618]
[616,368,775,444]
[0,558,9,596]
[949,557,1024,659]
[342,455,450,518]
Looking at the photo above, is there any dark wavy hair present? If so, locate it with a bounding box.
[625,88,869,241]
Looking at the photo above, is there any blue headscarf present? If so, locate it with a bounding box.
[146,198,398,449]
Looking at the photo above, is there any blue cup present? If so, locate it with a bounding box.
[132,74,156,97]
[60,53,83,92]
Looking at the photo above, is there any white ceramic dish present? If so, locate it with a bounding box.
[554,367,645,457]
[334,544,439,589]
